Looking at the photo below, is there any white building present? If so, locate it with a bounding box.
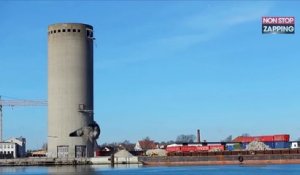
[0,142,17,158]
[0,137,26,158]
[6,137,26,157]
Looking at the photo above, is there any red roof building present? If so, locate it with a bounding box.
[134,140,157,151]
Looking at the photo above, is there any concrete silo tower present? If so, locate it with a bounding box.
[48,23,100,158]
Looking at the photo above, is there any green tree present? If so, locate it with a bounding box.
[222,135,232,142]
[176,134,196,143]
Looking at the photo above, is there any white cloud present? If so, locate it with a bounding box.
[162,3,272,49]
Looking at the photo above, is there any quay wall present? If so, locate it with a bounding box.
[0,157,90,166]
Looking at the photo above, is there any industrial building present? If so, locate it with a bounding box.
[0,137,26,159]
[48,23,100,158]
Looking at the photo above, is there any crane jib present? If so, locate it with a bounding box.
[0,97,47,142]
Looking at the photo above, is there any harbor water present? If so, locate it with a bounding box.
[1,164,300,175]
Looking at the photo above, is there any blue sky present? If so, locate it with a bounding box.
[0,1,300,149]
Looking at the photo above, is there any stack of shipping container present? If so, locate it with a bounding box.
[233,134,290,149]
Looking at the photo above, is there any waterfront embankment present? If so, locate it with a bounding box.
[0,156,140,166]
[0,157,91,166]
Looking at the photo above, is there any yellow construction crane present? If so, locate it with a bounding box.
[0,96,47,141]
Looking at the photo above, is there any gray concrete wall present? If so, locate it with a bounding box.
[48,23,96,158]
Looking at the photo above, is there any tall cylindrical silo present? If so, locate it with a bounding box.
[48,23,100,158]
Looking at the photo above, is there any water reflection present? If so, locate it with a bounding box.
[0,166,31,174]
[0,165,101,175]
[0,164,143,174]
[1,164,300,175]
[48,165,98,175]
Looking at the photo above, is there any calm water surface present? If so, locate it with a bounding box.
[1,164,300,175]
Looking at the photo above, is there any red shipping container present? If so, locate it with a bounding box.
[285,135,290,141]
[181,146,197,152]
[235,134,290,143]
[195,146,209,152]
[233,136,254,143]
[259,136,274,142]
[253,137,260,141]
[274,134,290,142]
[166,146,181,153]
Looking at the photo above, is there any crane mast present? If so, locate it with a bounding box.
[0,96,47,141]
